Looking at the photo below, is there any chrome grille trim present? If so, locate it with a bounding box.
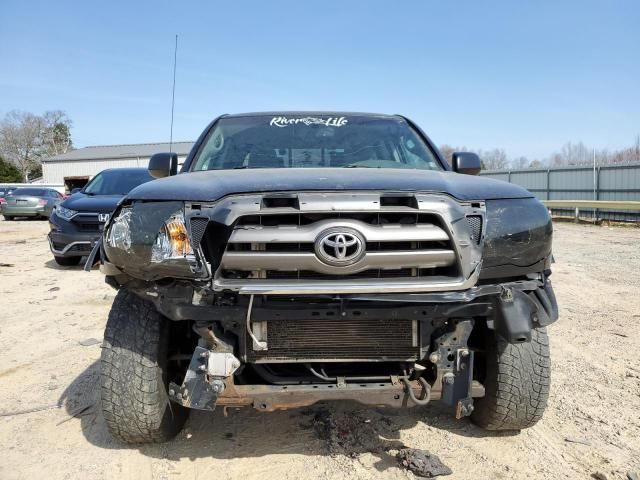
[213,264,481,295]
[228,219,450,244]
[221,250,456,275]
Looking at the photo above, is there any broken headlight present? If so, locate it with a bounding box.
[481,198,553,277]
[106,208,133,252]
[151,211,194,262]
[103,202,204,280]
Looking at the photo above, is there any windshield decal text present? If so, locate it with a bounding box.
[270,116,348,128]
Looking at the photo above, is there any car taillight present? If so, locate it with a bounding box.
[38,199,47,206]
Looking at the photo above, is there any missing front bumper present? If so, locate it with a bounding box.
[170,376,486,412]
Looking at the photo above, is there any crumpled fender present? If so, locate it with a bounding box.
[491,278,559,343]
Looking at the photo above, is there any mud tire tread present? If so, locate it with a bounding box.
[471,326,550,431]
[100,290,188,444]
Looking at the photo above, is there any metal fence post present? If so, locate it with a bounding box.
[546,169,551,200]
[595,166,601,222]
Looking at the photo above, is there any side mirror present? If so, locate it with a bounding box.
[452,152,481,175]
[148,152,178,178]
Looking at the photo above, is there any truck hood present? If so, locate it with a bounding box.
[61,193,123,213]
[127,168,533,202]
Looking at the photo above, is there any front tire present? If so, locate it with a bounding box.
[53,255,82,266]
[471,326,550,431]
[100,290,189,444]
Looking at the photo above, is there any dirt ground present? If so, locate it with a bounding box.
[0,219,638,480]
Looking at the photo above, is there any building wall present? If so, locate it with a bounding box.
[42,156,188,184]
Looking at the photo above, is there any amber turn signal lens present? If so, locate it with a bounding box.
[166,218,192,256]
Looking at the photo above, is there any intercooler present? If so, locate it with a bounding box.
[246,317,420,363]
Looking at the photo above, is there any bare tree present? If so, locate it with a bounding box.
[438,145,472,166]
[0,111,47,181]
[42,110,73,156]
[556,141,590,165]
[479,148,509,170]
[448,135,640,171]
[438,145,455,165]
[529,159,544,168]
[0,110,73,181]
[512,156,529,169]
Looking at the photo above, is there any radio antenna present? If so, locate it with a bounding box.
[169,34,178,152]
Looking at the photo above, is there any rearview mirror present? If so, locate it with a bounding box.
[452,152,481,175]
[148,152,178,178]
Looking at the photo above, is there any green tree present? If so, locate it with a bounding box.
[0,156,22,182]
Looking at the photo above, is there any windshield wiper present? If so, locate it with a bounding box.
[343,165,378,168]
[233,165,249,169]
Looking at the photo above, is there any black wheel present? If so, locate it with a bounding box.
[53,255,82,266]
[101,290,189,444]
[3,216,14,221]
[471,326,550,431]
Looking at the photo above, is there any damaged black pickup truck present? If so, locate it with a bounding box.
[91,112,558,444]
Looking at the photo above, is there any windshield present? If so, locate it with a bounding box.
[9,188,48,196]
[190,115,442,171]
[83,170,153,195]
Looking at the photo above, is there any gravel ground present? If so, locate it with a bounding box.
[0,219,638,480]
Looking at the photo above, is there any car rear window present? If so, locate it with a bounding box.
[9,188,48,196]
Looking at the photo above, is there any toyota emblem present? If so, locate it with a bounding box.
[314,227,366,266]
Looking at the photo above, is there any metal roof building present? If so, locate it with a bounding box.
[41,141,194,190]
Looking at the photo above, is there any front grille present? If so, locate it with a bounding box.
[466,215,483,244]
[78,223,100,232]
[224,267,455,281]
[220,213,459,280]
[189,217,209,246]
[208,193,485,294]
[72,214,103,232]
[247,317,419,362]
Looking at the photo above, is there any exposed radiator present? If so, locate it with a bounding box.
[246,318,419,363]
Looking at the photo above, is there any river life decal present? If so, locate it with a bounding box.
[270,116,348,128]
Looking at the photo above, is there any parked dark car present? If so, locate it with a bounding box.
[94,112,557,444]
[1,187,63,220]
[48,168,153,266]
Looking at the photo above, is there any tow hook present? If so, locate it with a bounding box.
[168,346,241,411]
[402,377,431,406]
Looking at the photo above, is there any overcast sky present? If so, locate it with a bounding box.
[1,0,638,159]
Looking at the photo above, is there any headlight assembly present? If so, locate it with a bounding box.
[106,208,133,252]
[55,205,77,220]
[481,198,552,278]
[103,201,204,280]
